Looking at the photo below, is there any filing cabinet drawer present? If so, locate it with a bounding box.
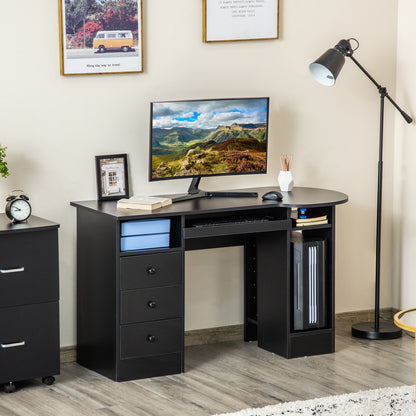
[118,353,183,381]
[120,285,182,324]
[0,302,59,384]
[0,229,59,308]
[120,252,182,290]
[120,318,182,359]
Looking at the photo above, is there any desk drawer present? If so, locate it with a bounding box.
[120,318,182,359]
[120,252,182,290]
[118,353,183,381]
[0,302,59,384]
[120,285,182,324]
[0,230,59,308]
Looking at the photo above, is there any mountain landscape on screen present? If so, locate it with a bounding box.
[151,99,268,178]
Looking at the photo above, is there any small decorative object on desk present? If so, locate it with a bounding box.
[5,190,32,223]
[95,154,129,201]
[278,154,294,191]
[117,195,172,211]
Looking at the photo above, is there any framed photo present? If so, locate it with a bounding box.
[95,154,129,201]
[58,0,143,75]
[203,0,279,42]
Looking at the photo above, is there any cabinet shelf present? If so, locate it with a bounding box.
[119,216,183,254]
[120,246,183,257]
[292,223,332,231]
[290,327,332,337]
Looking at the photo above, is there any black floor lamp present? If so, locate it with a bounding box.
[309,38,413,340]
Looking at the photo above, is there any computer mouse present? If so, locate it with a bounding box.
[262,191,283,201]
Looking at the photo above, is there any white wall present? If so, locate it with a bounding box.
[394,0,416,310]
[0,0,400,346]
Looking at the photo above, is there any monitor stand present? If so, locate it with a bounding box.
[160,177,258,203]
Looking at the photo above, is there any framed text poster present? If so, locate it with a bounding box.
[59,0,143,75]
[203,0,279,42]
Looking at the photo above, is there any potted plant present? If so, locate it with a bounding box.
[0,145,10,178]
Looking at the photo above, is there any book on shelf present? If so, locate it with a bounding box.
[294,215,328,223]
[291,213,328,227]
[295,219,328,227]
[116,195,172,210]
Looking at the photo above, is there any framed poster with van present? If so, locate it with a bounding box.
[203,0,279,42]
[58,0,143,75]
[95,154,129,201]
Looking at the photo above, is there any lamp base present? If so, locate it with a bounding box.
[351,320,402,340]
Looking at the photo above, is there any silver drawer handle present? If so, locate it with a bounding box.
[0,267,25,274]
[1,341,26,348]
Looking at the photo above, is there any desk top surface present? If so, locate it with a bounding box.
[71,186,348,220]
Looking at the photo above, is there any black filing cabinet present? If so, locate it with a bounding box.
[0,215,60,393]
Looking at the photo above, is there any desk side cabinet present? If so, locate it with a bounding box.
[0,215,60,393]
[75,209,184,382]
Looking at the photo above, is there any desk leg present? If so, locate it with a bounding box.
[244,235,257,341]
[256,230,289,356]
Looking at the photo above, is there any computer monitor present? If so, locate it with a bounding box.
[149,97,269,202]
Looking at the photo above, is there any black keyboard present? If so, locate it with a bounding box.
[192,216,271,228]
[206,191,258,198]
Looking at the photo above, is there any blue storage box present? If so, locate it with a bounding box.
[120,233,170,252]
[120,218,171,252]
[121,219,171,237]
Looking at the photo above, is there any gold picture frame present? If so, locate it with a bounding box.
[58,0,143,75]
[203,0,279,43]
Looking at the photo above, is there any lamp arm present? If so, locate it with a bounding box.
[348,54,413,124]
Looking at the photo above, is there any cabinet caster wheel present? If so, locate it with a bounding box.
[42,376,55,386]
[4,382,16,393]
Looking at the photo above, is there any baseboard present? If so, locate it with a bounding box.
[185,324,244,347]
[60,308,401,363]
[60,346,77,363]
[335,307,399,326]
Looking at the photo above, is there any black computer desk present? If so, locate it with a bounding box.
[71,186,348,381]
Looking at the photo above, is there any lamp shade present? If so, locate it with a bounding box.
[309,48,346,86]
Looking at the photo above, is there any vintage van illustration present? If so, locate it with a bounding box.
[93,30,134,53]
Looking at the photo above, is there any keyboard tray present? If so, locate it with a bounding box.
[184,218,292,239]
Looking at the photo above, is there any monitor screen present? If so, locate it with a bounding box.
[149,97,269,181]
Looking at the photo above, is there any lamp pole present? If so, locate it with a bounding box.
[374,88,386,334]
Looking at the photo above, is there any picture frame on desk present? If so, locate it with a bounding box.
[202,0,279,42]
[95,154,129,201]
[58,0,143,75]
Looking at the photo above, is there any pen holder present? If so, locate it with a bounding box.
[278,171,294,192]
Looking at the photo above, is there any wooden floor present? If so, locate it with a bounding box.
[1,322,414,416]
